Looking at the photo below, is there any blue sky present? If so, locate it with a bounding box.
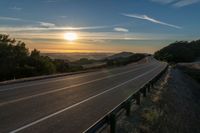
[0,0,200,53]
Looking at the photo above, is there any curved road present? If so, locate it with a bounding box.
[0,57,167,133]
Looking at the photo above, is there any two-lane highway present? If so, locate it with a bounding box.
[0,58,167,133]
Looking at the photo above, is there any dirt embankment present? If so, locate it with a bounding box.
[117,66,200,133]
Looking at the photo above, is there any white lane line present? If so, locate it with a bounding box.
[0,63,150,92]
[10,65,161,133]
[0,64,156,107]
[0,71,111,92]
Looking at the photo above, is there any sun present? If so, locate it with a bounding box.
[64,32,78,41]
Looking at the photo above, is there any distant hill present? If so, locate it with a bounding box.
[106,52,146,66]
[42,53,113,61]
[154,40,200,63]
[107,52,134,60]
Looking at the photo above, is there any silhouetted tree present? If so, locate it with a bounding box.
[53,59,69,73]
[0,34,56,81]
[0,34,87,81]
[154,40,200,63]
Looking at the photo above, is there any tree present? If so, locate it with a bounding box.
[0,34,56,81]
[31,49,40,58]
[154,40,200,63]
[53,59,69,73]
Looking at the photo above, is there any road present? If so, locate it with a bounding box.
[0,58,167,133]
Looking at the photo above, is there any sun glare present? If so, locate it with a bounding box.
[64,32,78,41]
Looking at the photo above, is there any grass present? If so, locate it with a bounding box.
[142,107,163,125]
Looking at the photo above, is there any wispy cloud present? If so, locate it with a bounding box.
[38,22,55,27]
[0,25,110,32]
[0,15,111,31]
[150,0,200,7]
[58,26,109,30]
[9,6,22,11]
[150,0,176,4]
[114,27,129,32]
[44,0,58,3]
[0,16,21,21]
[0,16,56,28]
[173,0,200,7]
[122,13,182,29]
[1,30,175,40]
[59,16,67,18]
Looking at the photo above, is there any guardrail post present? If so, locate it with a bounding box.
[110,114,116,133]
[142,87,147,97]
[150,81,154,88]
[147,84,151,92]
[135,92,140,105]
[125,100,131,116]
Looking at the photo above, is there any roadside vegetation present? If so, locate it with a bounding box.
[0,34,83,81]
[154,40,200,63]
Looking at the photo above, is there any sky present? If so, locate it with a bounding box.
[0,0,200,53]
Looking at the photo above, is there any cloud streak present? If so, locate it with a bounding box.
[0,25,110,32]
[0,16,56,28]
[44,0,58,3]
[3,30,179,41]
[173,0,200,7]
[0,16,21,21]
[38,22,55,27]
[151,0,175,4]
[0,16,112,31]
[114,27,129,32]
[9,6,22,11]
[150,0,200,7]
[122,13,182,29]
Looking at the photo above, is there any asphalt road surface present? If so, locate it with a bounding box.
[0,58,167,133]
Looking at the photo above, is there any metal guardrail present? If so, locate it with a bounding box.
[84,64,169,133]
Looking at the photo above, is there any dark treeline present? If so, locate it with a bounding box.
[154,40,200,63]
[0,34,83,81]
